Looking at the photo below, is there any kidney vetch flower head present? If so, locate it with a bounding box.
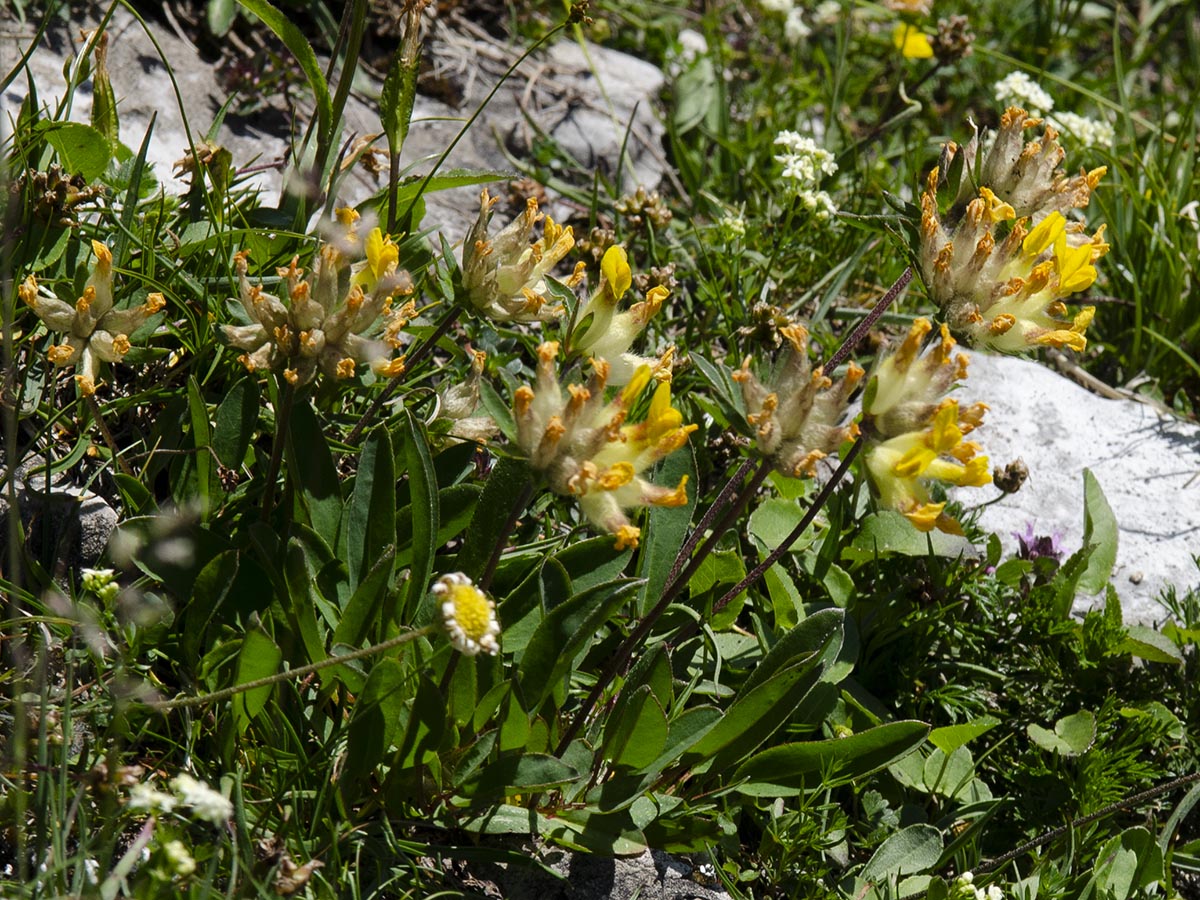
[434,572,501,656]
[20,241,165,396]
[461,188,580,323]
[861,319,991,533]
[220,211,411,385]
[733,322,863,478]
[513,343,696,550]
[570,245,670,385]
[918,107,1109,352]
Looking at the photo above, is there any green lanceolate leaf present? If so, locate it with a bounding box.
[860,824,943,885]
[340,657,409,795]
[461,754,581,803]
[456,455,534,581]
[343,425,395,592]
[928,715,1000,754]
[231,625,282,733]
[42,122,111,181]
[213,376,259,468]
[401,411,438,626]
[89,34,118,153]
[601,686,669,771]
[518,579,642,707]
[286,398,341,549]
[1079,468,1118,594]
[733,720,930,795]
[637,444,696,615]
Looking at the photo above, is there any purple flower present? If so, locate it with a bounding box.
[1014,522,1064,562]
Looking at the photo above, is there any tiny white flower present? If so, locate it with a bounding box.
[127,781,177,814]
[433,573,501,656]
[784,8,811,42]
[994,71,1054,116]
[760,0,793,13]
[718,214,747,240]
[986,886,1004,900]
[1046,111,1115,148]
[170,773,233,824]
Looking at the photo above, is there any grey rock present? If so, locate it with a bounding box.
[953,350,1200,623]
[464,845,730,900]
[0,453,118,573]
[0,9,667,245]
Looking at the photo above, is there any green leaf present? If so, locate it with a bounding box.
[234,0,332,157]
[343,425,395,592]
[330,545,396,650]
[340,658,408,794]
[212,377,258,467]
[673,55,718,133]
[860,824,943,885]
[1092,827,1163,900]
[688,548,747,630]
[462,753,581,802]
[748,498,820,552]
[283,538,328,672]
[601,686,669,770]
[1118,625,1184,664]
[1079,469,1118,594]
[928,715,1000,754]
[922,746,985,801]
[42,122,111,181]
[555,536,632,593]
[207,0,238,35]
[498,686,531,753]
[1028,709,1096,757]
[734,721,929,795]
[843,511,977,562]
[456,456,532,581]
[395,675,445,769]
[186,375,213,518]
[231,625,281,733]
[89,36,118,152]
[401,411,439,624]
[379,18,420,154]
[763,556,804,629]
[637,445,696,614]
[743,608,845,695]
[518,579,641,706]
[286,399,341,549]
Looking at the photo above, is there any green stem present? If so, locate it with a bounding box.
[144,627,435,712]
[261,377,297,519]
[344,303,462,448]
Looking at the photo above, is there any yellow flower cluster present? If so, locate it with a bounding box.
[920,107,1108,352]
[221,211,412,385]
[461,189,580,323]
[513,343,696,549]
[20,241,164,396]
[862,319,991,533]
[570,246,670,385]
[733,323,863,478]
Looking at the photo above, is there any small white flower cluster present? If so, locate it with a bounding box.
[994,71,1055,116]
[994,72,1113,148]
[952,872,1004,900]
[1046,111,1115,148]
[126,773,232,825]
[717,214,747,241]
[759,0,811,43]
[773,131,839,218]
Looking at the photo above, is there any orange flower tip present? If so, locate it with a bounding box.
[112,334,132,356]
[1086,166,1107,188]
[75,374,98,396]
[989,314,1017,336]
[536,341,560,364]
[91,241,112,267]
[237,353,256,373]
[144,293,167,314]
[335,207,360,226]
[48,344,75,366]
[373,357,406,378]
[613,525,641,551]
[284,368,300,384]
